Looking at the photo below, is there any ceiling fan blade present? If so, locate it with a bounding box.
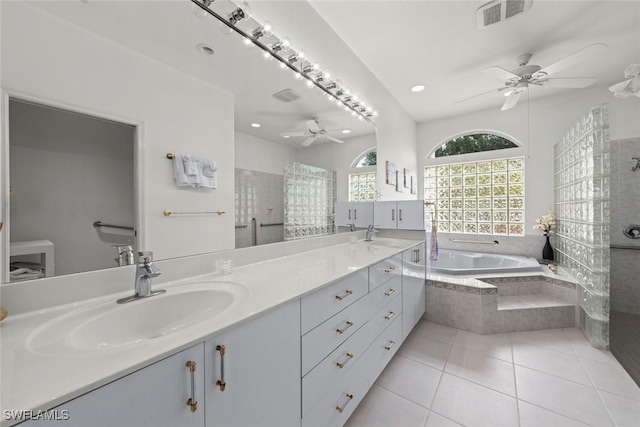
[483,66,519,81]
[541,77,597,88]
[456,87,508,104]
[325,135,344,144]
[501,91,523,111]
[305,119,321,132]
[301,136,317,147]
[280,131,307,137]
[537,43,607,77]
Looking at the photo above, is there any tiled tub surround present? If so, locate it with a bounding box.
[425,274,578,334]
[554,103,611,348]
[0,232,423,425]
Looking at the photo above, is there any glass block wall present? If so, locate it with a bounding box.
[554,104,611,348]
[284,162,336,241]
[424,157,525,235]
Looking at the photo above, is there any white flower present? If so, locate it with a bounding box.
[533,211,556,234]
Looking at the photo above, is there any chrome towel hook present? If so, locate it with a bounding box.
[632,157,640,172]
[623,224,640,239]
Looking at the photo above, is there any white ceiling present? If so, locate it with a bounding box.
[27,0,640,143]
[311,0,640,122]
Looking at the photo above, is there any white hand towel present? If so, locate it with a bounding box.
[172,153,198,187]
[199,159,218,189]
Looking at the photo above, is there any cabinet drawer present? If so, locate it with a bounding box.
[302,317,373,415]
[301,269,368,334]
[359,315,403,384]
[302,367,370,427]
[368,254,402,291]
[367,291,402,344]
[368,275,401,311]
[302,289,377,375]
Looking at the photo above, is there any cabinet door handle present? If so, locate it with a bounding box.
[336,352,354,369]
[399,209,403,221]
[391,209,395,221]
[383,266,395,274]
[336,320,354,334]
[413,249,420,263]
[384,311,396,320]
[215,345,226,391]
[186,361,198,412]
[336,393,354,413]
[354,209,357,220]
[348,209,351,220]
[384,340,397,350]
[335,289,353,301]
[384,288,395,296]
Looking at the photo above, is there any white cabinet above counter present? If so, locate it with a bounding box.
[0,235,425,427]
[336,200,426,231]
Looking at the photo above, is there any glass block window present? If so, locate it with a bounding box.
[349,172,377,202]
[424,156,525,235]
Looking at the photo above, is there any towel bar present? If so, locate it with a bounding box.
[260,222,284,227]
[449,238,499,245]
[164,210,225,216]
[93,220,134,231]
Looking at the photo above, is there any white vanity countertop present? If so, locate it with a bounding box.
[0,237,423,425]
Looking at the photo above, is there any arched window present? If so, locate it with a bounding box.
[425,134,524,236]
[349,149,377,201]
[434,133,517,158]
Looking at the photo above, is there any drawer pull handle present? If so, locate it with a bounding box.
[399,209,403,221]
[186,361,198,412]
[384,311,396,320]
[215,345,226,391]
[391,209,395,221]
[348,209,351,220]
[336,393,354,413]
[336,321,354,334]
[336,352,354,369]
[384,340,397,350]
[383,266,395,274]
[413,249,420,263]
[335,290,353,301]
[384,288,395,296]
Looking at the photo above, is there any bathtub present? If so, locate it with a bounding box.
[430,249,542,275]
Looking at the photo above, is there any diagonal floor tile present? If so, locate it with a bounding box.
[425,411,463,427]
[452,329,513,362]
[599,389,640,427]
[375,354,442,409]
[510,328,577,355]
[431,373,518,427]
[512,343,591,386]
[444,345,516,396]
[580,358,640,401]
[345,385,428,427]
[411,321,458,344]
[398,334,451,370]
[515,365,615,427]
[518,400,590,427]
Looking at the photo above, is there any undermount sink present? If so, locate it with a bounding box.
[27,281,248,355]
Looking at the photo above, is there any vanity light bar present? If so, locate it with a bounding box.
[190,0,377,124]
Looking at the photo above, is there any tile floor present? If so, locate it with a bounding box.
[345,321,640,427]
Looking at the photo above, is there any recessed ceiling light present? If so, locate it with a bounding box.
[341,129,351,134]
[196,43,215,56]
[283,135,290,138]
[410,84,426,93]
[250,123,261,128]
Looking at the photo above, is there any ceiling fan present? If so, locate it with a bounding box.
[458,43,608,111]
[280,118,344,147]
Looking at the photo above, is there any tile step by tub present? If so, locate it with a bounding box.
[498,294,574,311]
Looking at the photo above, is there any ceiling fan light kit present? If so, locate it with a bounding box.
[190,0,377,123]
[459,43,607,111]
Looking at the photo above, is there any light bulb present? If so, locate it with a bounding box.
[243,37,253,48]
[306,79,314,88]
[279,62,287,70]
[263,51,273,61]
[293,72,302,80]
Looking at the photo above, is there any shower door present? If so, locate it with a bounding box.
[609,137,640,387]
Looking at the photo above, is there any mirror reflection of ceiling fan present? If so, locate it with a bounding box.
[458,43,608,111]
[280,118,345,147]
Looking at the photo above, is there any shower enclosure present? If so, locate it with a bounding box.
[609,137,640,386]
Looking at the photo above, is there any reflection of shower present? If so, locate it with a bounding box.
[631,156,640,171]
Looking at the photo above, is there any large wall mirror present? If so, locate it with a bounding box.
[0,0,376,282]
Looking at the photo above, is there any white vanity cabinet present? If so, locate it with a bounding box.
[20,344,206,427]
[402,244,427,339]
[300,254,405,427]
[335,202,374,228]
[204,299,301,427]
[373,200,425,230]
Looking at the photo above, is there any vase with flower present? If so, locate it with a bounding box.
[534,212,556,262]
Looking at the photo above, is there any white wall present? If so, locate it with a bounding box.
[9,100,134,276]
[1,2,235,268]
[234,131,295,175]
[294,132,377,202]
[418,84,640,239]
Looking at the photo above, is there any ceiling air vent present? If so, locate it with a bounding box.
[477,0,533,29]
[272,88,301,103]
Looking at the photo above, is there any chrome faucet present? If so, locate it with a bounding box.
[365,224,378,241]
[117,251,165,304]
